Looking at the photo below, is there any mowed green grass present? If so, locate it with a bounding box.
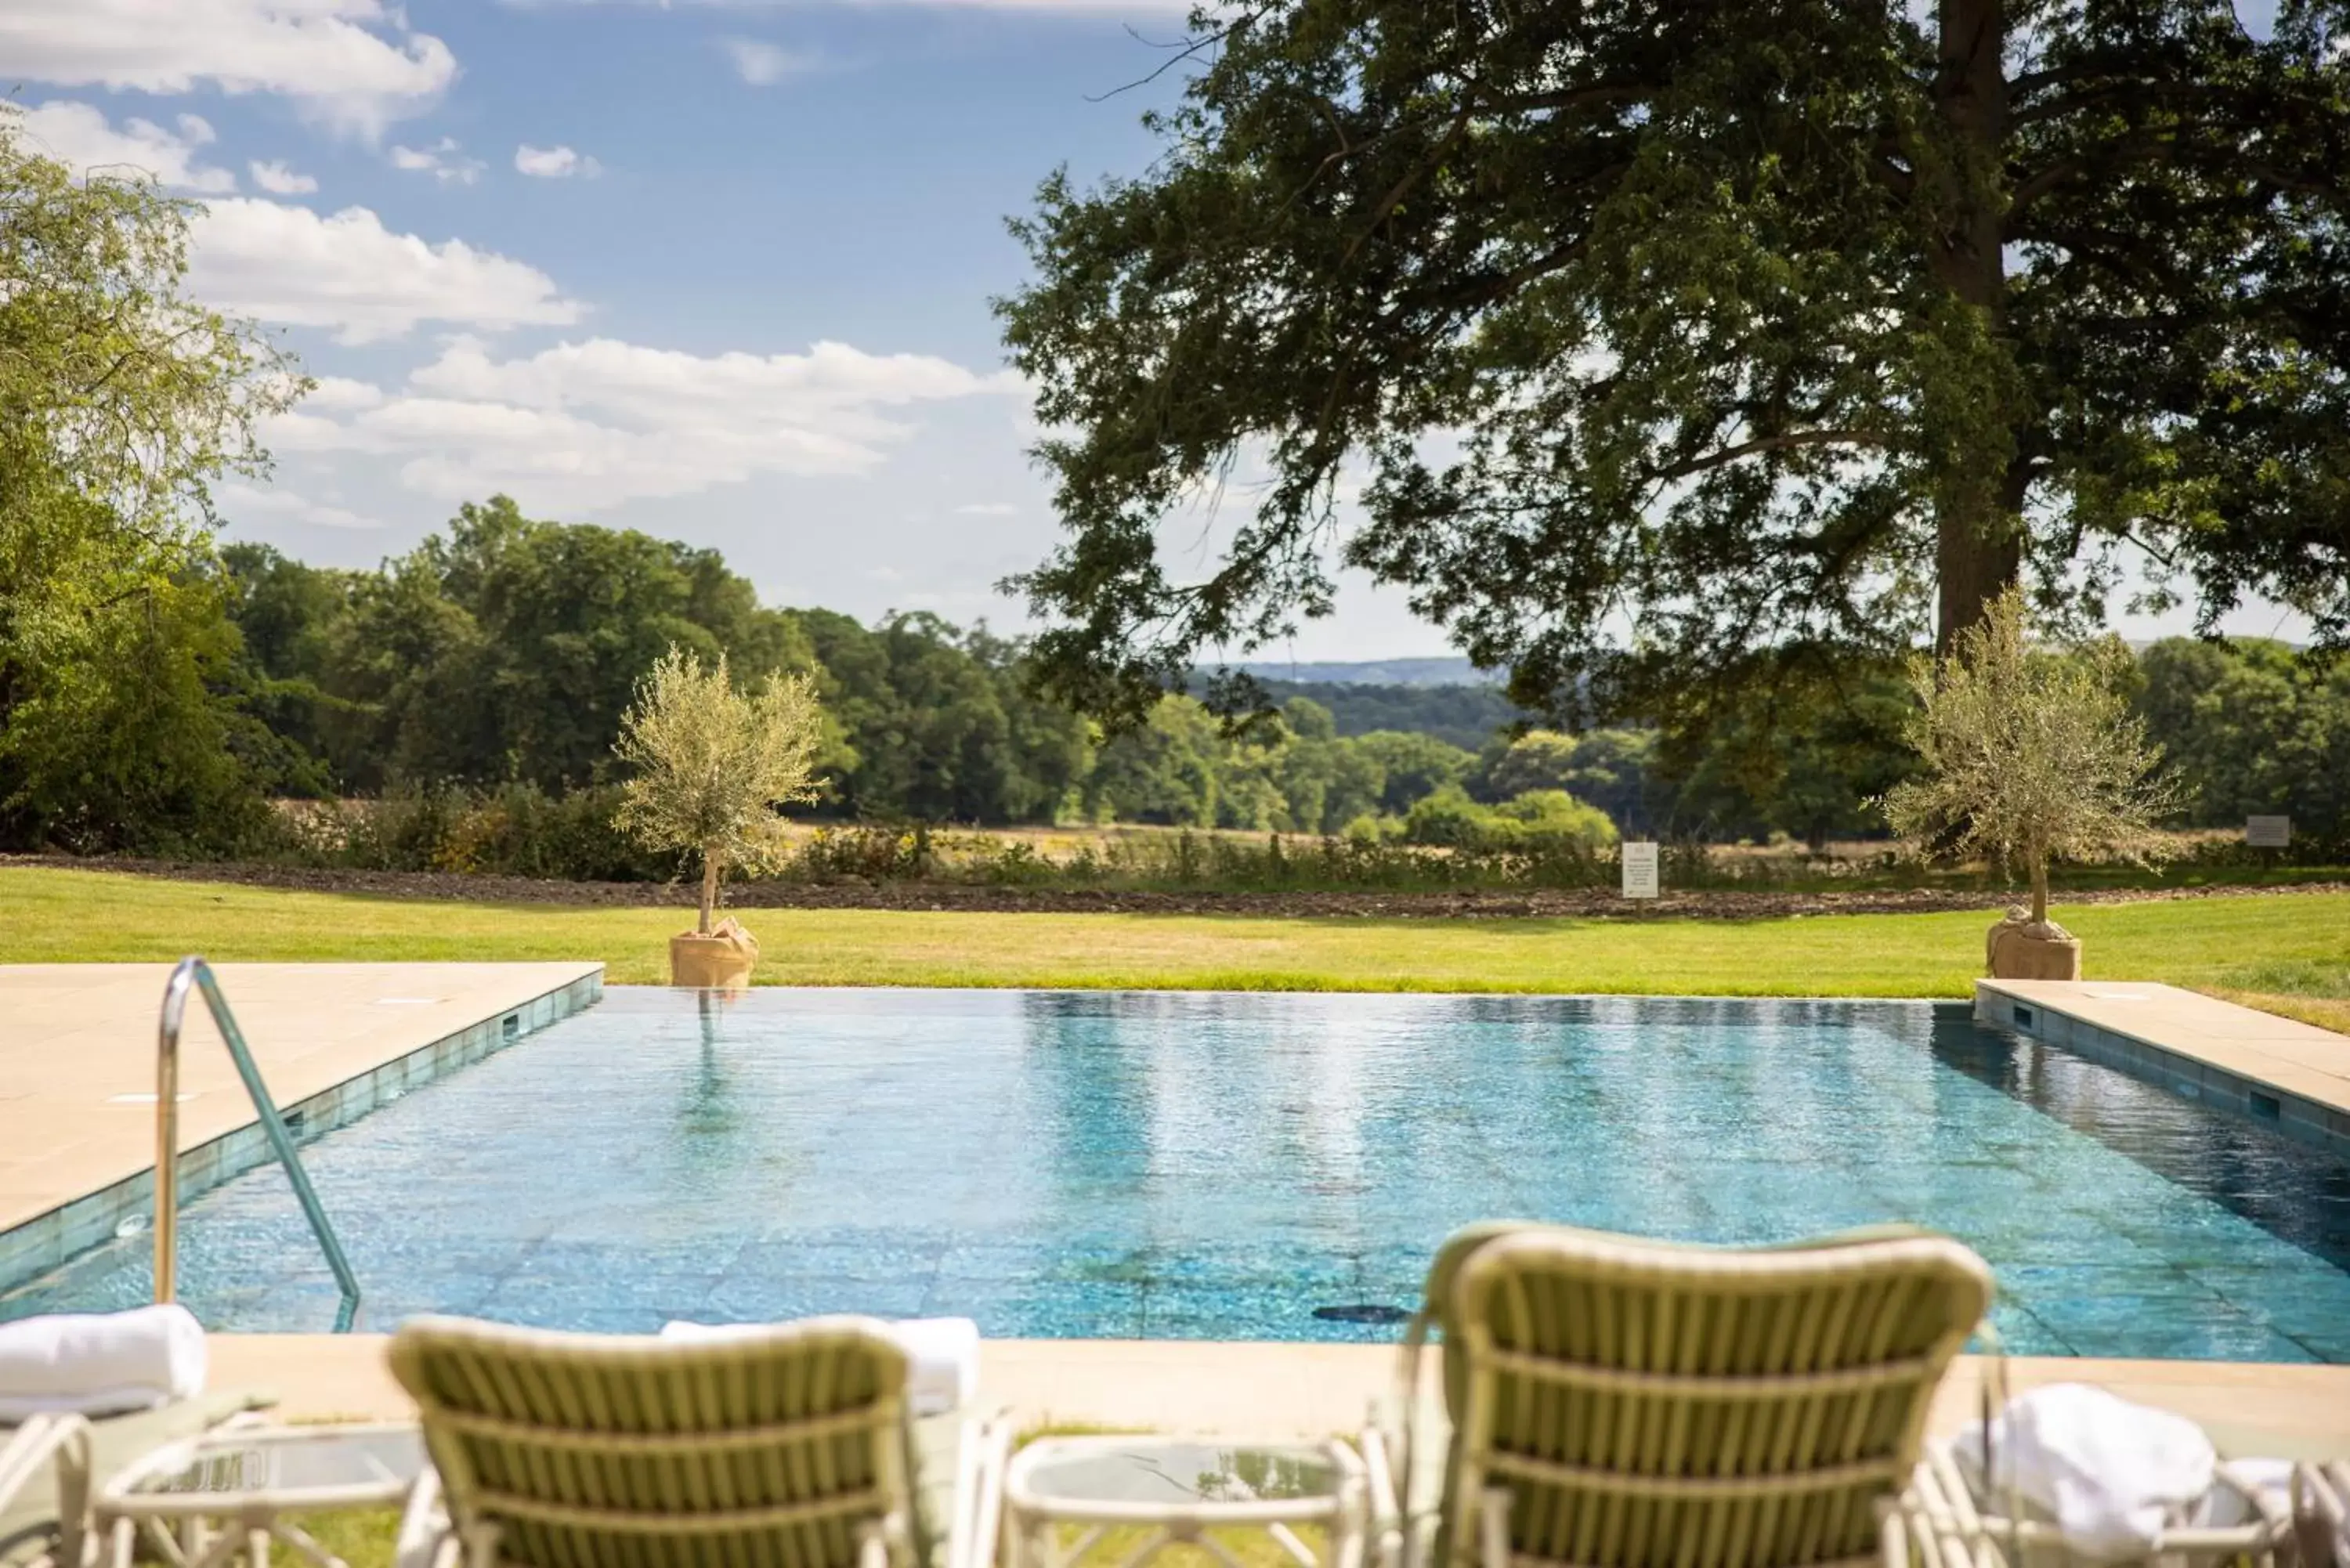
[2,865,2343,999]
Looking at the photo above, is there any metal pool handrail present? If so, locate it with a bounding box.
[155,956,361,1328]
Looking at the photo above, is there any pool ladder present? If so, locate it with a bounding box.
[154,957,362,1331]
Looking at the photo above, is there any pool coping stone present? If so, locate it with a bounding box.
[1976,978,2350,1158]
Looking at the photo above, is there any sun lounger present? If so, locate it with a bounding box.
[388,1314,1009,1568]
[1364,1222,1994,1568]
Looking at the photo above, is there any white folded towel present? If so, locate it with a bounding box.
[883,1317,980,1418]
[2197,1458,2294,1530]
[658,1316,980,1418]
[1951,1382,2216,1561]
[0,1303,208,1421]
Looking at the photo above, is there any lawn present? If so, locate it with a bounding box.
[2,866,2344,1009]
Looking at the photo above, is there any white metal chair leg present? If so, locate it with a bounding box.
[1879,1498,1910,1568]
[458,1520,500,1568]
[392,1469,450,1568]
[1358,1424,1400,1568]
[1475,1487,1510,1568]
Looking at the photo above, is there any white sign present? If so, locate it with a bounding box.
[2246,815,2292,847]
[1621,841,1660,899]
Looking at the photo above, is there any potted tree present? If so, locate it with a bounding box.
[1879,588,2182,980]
[613,646,824,988]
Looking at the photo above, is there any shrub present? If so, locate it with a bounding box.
[793,824,934,882]
[1493,789,1620,850]
[1401,785,1492,847]
[1403,784,1617,856]
[458,784,671,881]
[976,838,1058,886]
[335,782,466,872]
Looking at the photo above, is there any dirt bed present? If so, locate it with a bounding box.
[7,854,2341,922]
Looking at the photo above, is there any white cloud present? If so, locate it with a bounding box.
[248,158,319,194]
[187,199,585,344]
[722,38,819,85]
[389,136,484,185]
[269,335,1019,512]
[515,143,600,179]
[568,0,1184,9]
[953,502,1018,517]
[0,2,457,135]
[14,100,236,192]
[303,376,388,411]
[216,482,384,531]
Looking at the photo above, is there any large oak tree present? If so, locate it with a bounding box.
[999,0,2350,728]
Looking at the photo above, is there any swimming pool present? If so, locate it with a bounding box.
[6,988,2348,1359]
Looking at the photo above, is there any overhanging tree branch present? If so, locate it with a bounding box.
[1651,428,1888,484]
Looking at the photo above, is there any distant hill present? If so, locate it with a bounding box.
[1232,656,1491,687]
[1255,677,1525,752]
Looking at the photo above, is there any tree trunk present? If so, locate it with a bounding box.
[2030,849,2048,926]
[1937,479,2025,653]
[699,851,720,934]
[1931,0,2023,654]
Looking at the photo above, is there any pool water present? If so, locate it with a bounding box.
[8,989,2349,1359]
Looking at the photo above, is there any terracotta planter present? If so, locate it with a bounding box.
[1985,907,2082,981]
[670,916,759,988]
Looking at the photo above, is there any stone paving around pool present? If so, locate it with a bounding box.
[212,1335,2350,1457]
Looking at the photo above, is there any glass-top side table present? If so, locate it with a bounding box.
[1003,1437,1367,1568]
[96,1423,426,1568]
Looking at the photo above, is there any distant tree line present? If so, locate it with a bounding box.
[1238,677,1521,752]
[5,495,2345,858]
[222,504,2350,851]
[212,498,1615,847]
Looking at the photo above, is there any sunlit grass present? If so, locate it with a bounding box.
[2207,958,2350,1034]
[295,1508,403,1568]
[2,866,2344,1008]
[2219,959,2350,998]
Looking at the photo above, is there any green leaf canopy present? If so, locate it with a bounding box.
[998,0,2350,728]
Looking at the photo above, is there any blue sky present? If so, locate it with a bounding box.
[2,1,2308,660]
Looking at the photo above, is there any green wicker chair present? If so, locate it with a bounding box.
[1364,1223,1994,1568]
[388,1315,1007,1568]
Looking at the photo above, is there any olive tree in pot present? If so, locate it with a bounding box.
[1878,588,2183,981]
[613,646,823,988]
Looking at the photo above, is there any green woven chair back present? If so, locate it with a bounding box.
[1431,1223,1991,1568]
[390,1316,919,1568]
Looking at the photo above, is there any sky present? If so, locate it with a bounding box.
[2,0,2310,664]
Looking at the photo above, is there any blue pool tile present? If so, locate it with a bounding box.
[700,1274,934,1324]
[1978,1299,2076,1357]
[935,1241,1061,1281]
[922,1276,1144,1337]
[728,1238,945,1284]
[2026,1290,2323,1363]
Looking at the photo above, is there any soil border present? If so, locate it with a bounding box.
[5,853,2344,922]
